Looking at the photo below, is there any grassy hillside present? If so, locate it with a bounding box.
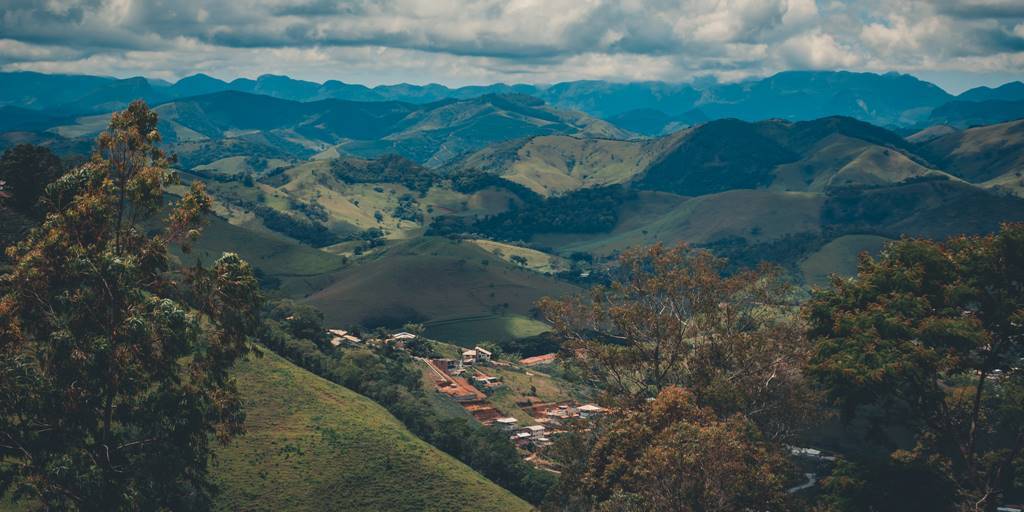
[305,237,578,329]
[536,189,822,256]
[454,134,676,196]
[799,234,891,286]
[919,119,1024,183]
[211,350,532,512]
[179,214,349,297]
[770,133,946,192]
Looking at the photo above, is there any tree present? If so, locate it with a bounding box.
[0,101,262,511]
[548,387,794,512]
[539,243,815,434]
[0,144,64,214]
[807,223,1024,511]
[538,244,816,510]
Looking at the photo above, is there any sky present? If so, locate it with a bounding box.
[1,0,1023,93]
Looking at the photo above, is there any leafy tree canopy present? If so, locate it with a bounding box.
[0,101,262,511]
[808,223,1024,511]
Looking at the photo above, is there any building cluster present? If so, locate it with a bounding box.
[326,326,607,467]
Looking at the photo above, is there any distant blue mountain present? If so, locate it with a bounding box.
[2,69,1018,128]
[957,81,1024,102]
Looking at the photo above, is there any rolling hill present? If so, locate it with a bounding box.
[917,118,1024,185]
[35,92,628,168]
[305,237,578,332]
[211,349,532,512]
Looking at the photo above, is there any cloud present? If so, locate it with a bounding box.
[0,0,1022,90]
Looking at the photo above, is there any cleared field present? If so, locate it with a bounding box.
[468,239,569,273]
[211,349,532,512]
[799,234,891,286]
[423,314,552,347]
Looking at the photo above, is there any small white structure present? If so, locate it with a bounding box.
[462,349,477,365]
[474,346,493,363]
[391,332,417,341]
[494,417,519,431]
[524,425,546,435]
[578,404,606,418]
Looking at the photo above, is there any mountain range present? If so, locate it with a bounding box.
[4,70,1024,130]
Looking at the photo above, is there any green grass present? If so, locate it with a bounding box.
[467,239,569,274]
[181,215,349,297]
[211,349,532,512]
[423,314,552,347]
[537,189,823,256]
[305,237,578,329]
[799,234,891,286]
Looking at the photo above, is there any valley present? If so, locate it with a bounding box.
[3,68,1024,512]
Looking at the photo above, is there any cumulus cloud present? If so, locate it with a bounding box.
[0,0,1022,90]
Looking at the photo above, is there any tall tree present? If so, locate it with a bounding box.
[0,101,262,510]
[539,244,817,510]
[807,223,1024,511]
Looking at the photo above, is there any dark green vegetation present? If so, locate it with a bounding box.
[807,224,1024,511]
[539,229,1024,511]
[0,103,262,510]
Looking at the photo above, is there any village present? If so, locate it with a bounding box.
[326,327,606,470]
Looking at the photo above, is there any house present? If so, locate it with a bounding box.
[433,358,462,374]
[578,404,606,418]
[327,329,352,346]
[519,353,557,366]
[461,349,477,365]
[343,334,362,344]
[474,346,493,364]
[524,425,546,435]
[494,417,519,431]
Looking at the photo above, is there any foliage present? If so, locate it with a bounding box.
[807,223,1024,511]
[220,194,340,247]
[0,144,65,214]
[0,101,262,511]
[539,243,817,510]
[330,155,437,193]
[393,193,424,223]
[546,388,794,511]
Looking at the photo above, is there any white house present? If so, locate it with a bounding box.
[474,346,492,363]
[494,417,519,431]
[461,349,477,365]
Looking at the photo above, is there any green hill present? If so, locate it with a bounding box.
[918,118,1024,184]
[453,134,673,196]
[212,349,533,512]
[305,237,578,330]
